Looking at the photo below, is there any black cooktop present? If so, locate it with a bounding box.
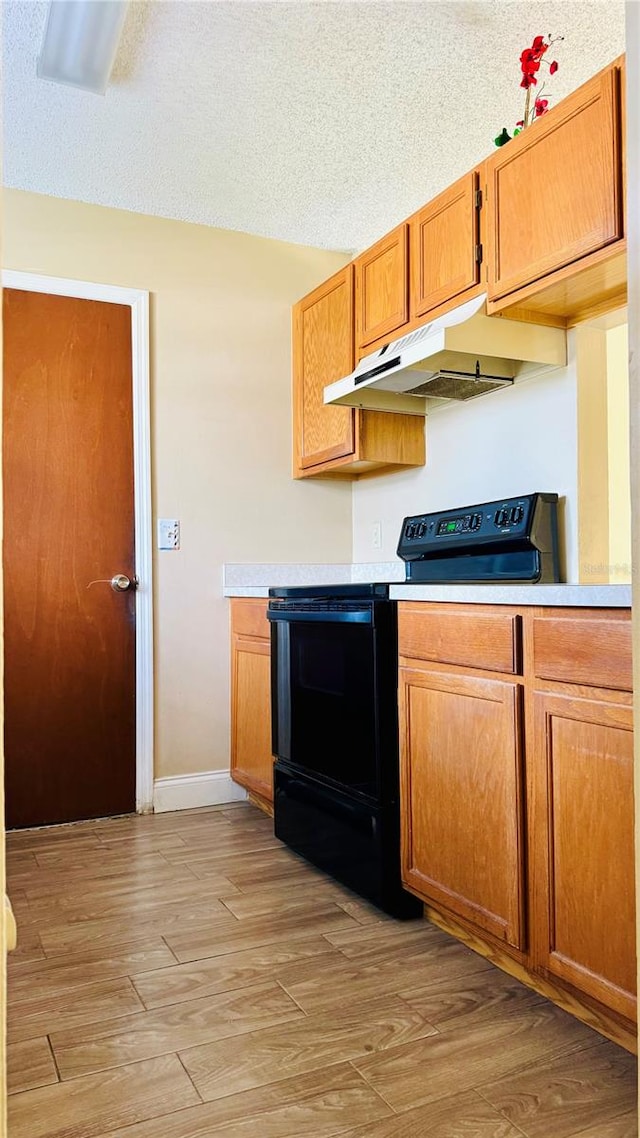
[269,583,390,600]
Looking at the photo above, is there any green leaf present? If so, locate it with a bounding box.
[494,128,512,147]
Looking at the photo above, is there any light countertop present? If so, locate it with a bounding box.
[223,564,631,607]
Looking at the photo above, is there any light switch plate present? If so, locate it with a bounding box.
[158,518,180,550]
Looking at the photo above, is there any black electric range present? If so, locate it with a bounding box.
[267,492,560,919]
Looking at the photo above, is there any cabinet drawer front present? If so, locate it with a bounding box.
[355,224,408,350]
[488,68,622,300]
[410,172,479,319]
[398,604,520,674]
[230,599,270,640]
[532,613,632,691]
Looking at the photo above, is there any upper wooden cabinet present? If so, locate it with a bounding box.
[354,224,409,352]
[410,172,482,319]
[291,56,626,477]
[486,65,623,305]
[293,265,355,474]
[292,264,425,479]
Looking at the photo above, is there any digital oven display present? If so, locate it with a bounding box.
[437,515,470,535]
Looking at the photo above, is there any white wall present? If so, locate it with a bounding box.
[352,349,579,582]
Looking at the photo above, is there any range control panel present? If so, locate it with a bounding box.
[400,496,532,549]
[397,493,560,583]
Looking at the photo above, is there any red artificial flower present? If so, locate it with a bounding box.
[494,31,561,148]
[519,38,548,88]
[520,48,542,71]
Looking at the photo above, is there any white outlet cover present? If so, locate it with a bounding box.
[158,518,180,550]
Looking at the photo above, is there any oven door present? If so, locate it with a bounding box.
[269,605,382,802]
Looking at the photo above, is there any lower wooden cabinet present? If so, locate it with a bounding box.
[230,599,273,809]
[399,666,525,949]
[398,602,636,1037]
[531,691,635,1021]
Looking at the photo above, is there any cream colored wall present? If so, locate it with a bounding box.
[574,318,630,585]
[607,323,632,581]
[576,325,610,583]
[2,189,352,780]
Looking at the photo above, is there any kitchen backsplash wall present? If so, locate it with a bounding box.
[352,340,579,582]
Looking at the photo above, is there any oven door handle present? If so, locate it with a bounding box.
[267,609,373,625]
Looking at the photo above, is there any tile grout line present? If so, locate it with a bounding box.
[345,1058,401,1115]
[174,1050,206,1104]
[468,1088,532,1138]
[45,1032,64,1087]
[274,978,311,1018]
[391,988,441,1036]
[161,932,192,964]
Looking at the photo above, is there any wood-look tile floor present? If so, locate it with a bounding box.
[6,802,638,1138]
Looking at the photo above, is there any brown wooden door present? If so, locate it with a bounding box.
[3,289,136,828]
[354,223,408,351]
[487,67,623,301]
[399,665,525,948]
[293,265,355,474]
[409,172,480,319]
[532,691,636,1020]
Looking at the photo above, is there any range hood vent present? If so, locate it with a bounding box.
[324,293,567,416]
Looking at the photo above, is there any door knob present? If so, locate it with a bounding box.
[110,574,134,592]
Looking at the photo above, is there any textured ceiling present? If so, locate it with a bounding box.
[3,0,625,251]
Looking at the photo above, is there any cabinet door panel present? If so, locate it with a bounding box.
[488,69,622,300]
[410,172,479,318]
[533,693,635,1019]
[355,224,408,350]
[231,635,273,803]
[400,667,524,948]
[293,266,355,471]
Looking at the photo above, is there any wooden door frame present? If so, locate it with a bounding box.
[2,270,154,814]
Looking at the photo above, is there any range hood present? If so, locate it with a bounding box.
[324,293,567,416]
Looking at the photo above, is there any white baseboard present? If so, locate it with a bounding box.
[153,770,247,813]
